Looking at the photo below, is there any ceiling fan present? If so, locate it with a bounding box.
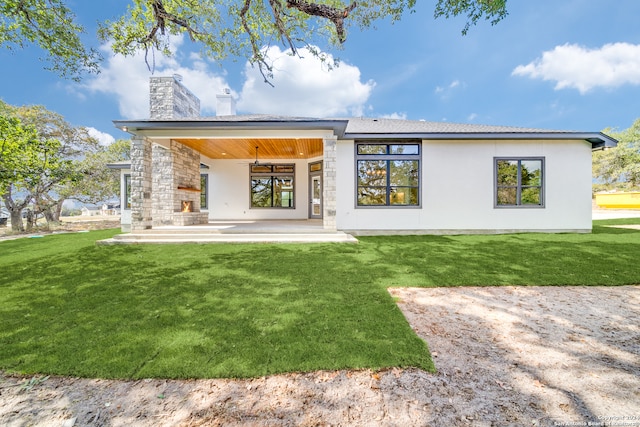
[238,145,266,169]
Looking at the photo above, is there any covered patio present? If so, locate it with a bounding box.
[115,117,347,235]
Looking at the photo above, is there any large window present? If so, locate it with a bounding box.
[356,142,420,207]
[250,164,295,208]
[495,158,544,207]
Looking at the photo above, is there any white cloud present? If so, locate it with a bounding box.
[380,112,407,120]
[239,46,375,117]
[512,42,640,94]
[86,127,116,146]
[83,35,230,118]
[467,113,478,121]
[435,80,463,98]
[82,40,373,119]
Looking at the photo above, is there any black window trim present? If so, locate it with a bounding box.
[123,173,131,210]
[249,163,296,209]
[200,173,209,210]
[355,140,422,209]
[494,156,545,209]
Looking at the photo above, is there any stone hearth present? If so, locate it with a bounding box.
[172,212,209,226]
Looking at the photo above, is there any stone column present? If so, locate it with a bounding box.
[152,145,174,226]
[323,136,337,230]
[131,137,153,231]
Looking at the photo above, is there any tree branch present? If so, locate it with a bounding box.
[285,0,357,42]
[140,0,201,71]
[268,0,296,53]
[240,0,275,86]
[145,0,200,43]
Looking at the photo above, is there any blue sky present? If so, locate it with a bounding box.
[1,0,640,145]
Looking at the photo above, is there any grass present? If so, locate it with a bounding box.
[0,219,639,380]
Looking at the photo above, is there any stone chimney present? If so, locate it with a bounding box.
[150,75,200,119]
[216,88,236,116]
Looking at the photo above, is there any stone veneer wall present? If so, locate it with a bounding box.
[151,145,174,226]
[150,76,200,120]
[172,140,202,212]
[152,140,208,227]
[131,137,153,231]
[130,75,208,227]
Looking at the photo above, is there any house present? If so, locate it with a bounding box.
[111,75,617,235]
[80,206,101,217]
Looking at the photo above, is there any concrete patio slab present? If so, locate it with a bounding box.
[97,220,358,244]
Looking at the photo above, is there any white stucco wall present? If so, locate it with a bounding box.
[121,138,593,233]
[336,139,593,234]
[204,157,315,220]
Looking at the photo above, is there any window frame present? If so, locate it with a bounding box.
[249,163,296,209]
[200,173,208,210]
[494,157,545,208]
[123,174,131,210]
[355,141,421,208]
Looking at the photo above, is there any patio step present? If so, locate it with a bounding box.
[97,231,358,245]
[137,226,339,235]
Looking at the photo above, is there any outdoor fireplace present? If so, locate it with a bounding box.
[181,200,193,213]
[171,189,207,226]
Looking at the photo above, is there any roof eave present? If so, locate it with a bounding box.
[106,162,131,170]
[344,131,618,150]
[113,119,349,139]
[113,119,618,151]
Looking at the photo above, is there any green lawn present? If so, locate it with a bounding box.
[1,219,639,380]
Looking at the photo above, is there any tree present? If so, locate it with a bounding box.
[0,101,128,230]
[1,100,100,225]
[1,0,508,82]
[0,112,72,231]
[1,101,131,229]
[61,138,131,208]
[593,119,640,192]
[0,0,101,81]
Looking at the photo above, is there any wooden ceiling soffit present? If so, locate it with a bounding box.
[176,138,323,160]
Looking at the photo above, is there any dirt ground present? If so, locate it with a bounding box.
[1,285,638,427]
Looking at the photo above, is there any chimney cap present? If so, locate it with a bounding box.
[223,88,231,95]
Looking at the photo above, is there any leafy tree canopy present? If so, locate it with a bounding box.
[593,118,640,191]
[0,114,40,195]
[1,0,508,81]
[1,99,127,229]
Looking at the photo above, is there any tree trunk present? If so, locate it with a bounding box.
[54,200,63,222]
[3,186,29,232]
[25,209,34,232]
[43,199,63,224]
[9,209,24,232]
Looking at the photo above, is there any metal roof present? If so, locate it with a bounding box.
[344,117,557,134]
